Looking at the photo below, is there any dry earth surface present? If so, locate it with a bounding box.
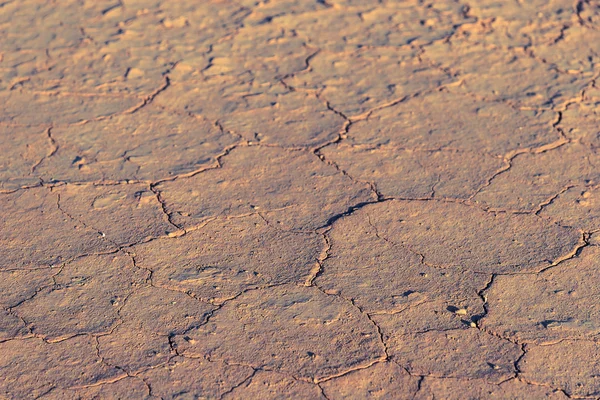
[1,0,600,398]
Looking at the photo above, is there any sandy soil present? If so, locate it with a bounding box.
[1,0,599,398]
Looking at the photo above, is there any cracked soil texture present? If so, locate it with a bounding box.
[1,0,599,399]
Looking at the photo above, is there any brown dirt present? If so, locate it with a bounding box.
[1,0,599,398]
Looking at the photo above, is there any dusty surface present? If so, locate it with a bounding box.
[1,0,599,398]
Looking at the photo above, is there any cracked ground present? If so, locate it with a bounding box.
[1,0,600,399]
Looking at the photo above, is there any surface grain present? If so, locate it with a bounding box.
[1,0,599,398]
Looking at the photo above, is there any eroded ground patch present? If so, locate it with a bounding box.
[2,0,600,398]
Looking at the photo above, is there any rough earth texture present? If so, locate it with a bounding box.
[1,0,599,398]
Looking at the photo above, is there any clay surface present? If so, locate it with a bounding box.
[1,0,599,398]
